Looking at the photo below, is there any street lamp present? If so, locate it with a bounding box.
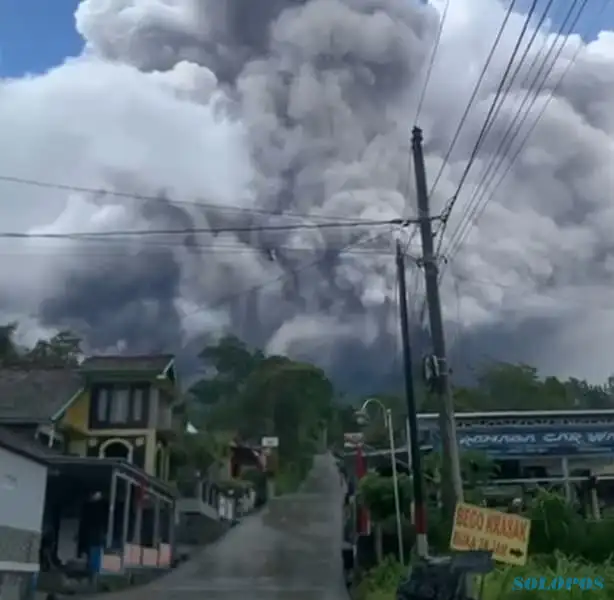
[356,398,405,565]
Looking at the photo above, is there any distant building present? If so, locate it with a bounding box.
[347,409,614,505]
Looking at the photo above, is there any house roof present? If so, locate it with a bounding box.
[79,354,174,375]
[0,368,83,423]
[0,426,51,465]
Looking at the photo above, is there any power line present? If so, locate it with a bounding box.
[427,0,520,199]
[442,0,597,267]
[176,230,392,326]
[414,0,451,125]
[0,217,424,241]
[438,0,541,233]
[444,0,589,262]
[436,0,553,258]
[0,237,401,258]
[413,0,539,321]
[0,173,379,223]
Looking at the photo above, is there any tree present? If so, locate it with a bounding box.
[25,330,82,367]
[188,336,338,489]
[421,362,614,413]
[358,472,413,561]
[170,430,230,478]
[0,323,82,368]
[0,322,19,365]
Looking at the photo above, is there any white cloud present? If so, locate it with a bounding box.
[2,0,614,385]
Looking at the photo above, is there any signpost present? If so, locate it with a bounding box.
[343,432,364,449]
[261,436,279,448]
[450,502,531,566]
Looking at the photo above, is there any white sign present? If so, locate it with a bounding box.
[261,436,279,448]
[343,432,364,448]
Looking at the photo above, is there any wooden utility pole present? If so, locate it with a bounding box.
[395,239,428,557]
[411,126,463,515]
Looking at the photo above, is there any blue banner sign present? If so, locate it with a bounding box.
[438,427,614,457]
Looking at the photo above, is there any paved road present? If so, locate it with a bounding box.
[145,453,349,600]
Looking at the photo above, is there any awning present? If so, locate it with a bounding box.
[46,455,176,499]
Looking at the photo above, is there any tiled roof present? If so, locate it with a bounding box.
[0,368,82,422]
[79,354,174,374]
[0,426,52,465]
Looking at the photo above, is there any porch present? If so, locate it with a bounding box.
[43,456,175,580]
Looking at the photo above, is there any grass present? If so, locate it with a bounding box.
[355,555,614,600]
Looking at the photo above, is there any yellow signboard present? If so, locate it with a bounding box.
[450,502,531,566]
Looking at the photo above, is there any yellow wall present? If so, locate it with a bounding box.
[68,438,87,457]
[61,389,89,433]
[57,385,170,480]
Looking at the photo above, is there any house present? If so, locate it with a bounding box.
[0,426,49,600]
[59,354,183,478]
[0,354,184,577]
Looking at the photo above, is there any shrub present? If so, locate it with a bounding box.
[526,489,588,558]
[353,557,406,600]
[356,557,614,600]
[484,555,614,600]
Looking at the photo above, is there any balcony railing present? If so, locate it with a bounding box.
[175,478,256,522]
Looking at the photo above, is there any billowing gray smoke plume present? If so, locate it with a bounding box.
[3,0,614,388]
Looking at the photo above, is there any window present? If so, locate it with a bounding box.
[110,388,130,423]
[91,384,148,427]
[97,388,110,421]
[132,387,144,422]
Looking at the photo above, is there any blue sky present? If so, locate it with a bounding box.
[0,0,82,77]
[0,0,611,78]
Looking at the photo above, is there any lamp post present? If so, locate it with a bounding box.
[356,398,405,565]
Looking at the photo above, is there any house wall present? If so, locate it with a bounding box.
[58,381,176,479]
[0,447,47,570]
[62,389,90,433]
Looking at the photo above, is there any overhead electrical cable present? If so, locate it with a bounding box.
[442,0,596,269]
[435,0,541,241]
[0,173,378,223]
[414,0,451,125]
[177,230,390,326]
[413,0,540,322]
[427,0,520,199]
[0,217,425,241]
[435,0,555,259]
[0,237,402,259]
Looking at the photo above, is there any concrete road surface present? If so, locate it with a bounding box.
[118,453,350,600]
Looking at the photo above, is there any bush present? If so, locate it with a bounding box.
[353,557,406,600]
[355,557,614,600]
[484,556,614,600]
[526,489,614,563]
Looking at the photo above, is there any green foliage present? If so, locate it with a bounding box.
[353,557,406,600]
[188,335,337,487]
[358,472,412,522]
[525,489,614,564]
[526,490,587,558]
[421,362,614,412]
[484,555,614,600]
[169,430,225,476]
[358,556,614,600]
[0,323,82,367]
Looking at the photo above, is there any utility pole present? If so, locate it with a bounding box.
[411,126,464,515]
[395,239,428,557]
